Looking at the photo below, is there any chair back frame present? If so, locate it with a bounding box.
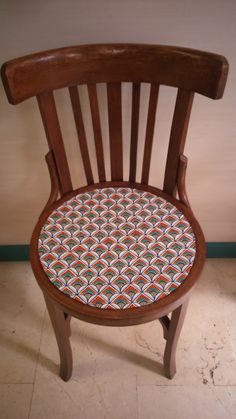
[1,44,228,198]
[1,44,229,324]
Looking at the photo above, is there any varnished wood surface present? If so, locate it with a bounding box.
[1,44,228,380]
[107,83,123,181]
[44,150,60,209]
[30,180,206,327]
[177,155,191,208]
[129,83,141,183]
[163,90,194,196]
[164,300,189,378]
[1,44,228,104]
[141,83,159,184]
[69,86,94,185]
[87,84,106,182]
[2,43,227,324]
[37,92,73,195]
[45,295,73,381]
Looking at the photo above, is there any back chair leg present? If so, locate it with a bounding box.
[44,295,73,381]
[163,300,189,379]
[64,313,72,336]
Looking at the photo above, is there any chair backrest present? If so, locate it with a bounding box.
[1,44,228,197]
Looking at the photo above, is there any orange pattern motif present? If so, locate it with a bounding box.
[38,188,196,309]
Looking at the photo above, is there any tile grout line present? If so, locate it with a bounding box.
[27,306,47,419]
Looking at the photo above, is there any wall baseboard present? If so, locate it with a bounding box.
[0,243,235,261]
[0,245,29,261]
[206,242,236,258]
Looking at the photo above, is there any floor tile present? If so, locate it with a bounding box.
[135,260,236,386]
[29,312,138,419]
[212,259,236,342]
[0,383,33,419]
[30,367,137,419]
[0,262,45,383]
[137,385,236,419]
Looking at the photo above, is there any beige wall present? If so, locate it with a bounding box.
[0,0,235,244]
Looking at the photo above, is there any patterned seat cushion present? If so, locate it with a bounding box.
[38,187,196,309]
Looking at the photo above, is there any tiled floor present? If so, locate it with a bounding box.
[0,260,236,419]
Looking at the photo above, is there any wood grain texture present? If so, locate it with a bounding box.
[141,83,159,184]
[87,84,106,182]
[44,150,60,210]
[69,86,94,185]
[44,295,73,381]
[129,83,141,183]
[107,83,123,181]
[37,92,72,195]
[177,154,191,208]
[164,300,189,379]
[1,44,228,104]
[163,89,194,196]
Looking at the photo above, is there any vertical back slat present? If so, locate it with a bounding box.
[69,86,94,185]
[163,89,194,196]
[107,83,123,181]
[87,84,106,182]
[141,83,159,184]
[37,91,73,195]
[129,83,141,183]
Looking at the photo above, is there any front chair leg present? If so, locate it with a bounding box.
[44,295,73,381]
[163,300,189,379]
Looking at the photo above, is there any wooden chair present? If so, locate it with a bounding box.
[1,44,228,381]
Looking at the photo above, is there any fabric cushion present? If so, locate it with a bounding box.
[38,187,196,309]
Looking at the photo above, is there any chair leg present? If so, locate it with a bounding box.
[163,300,188,379]
[159,315,170,340]
[44,295,73,381]
[64,313,72,337]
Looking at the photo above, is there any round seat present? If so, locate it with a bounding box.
[37,186,197,311]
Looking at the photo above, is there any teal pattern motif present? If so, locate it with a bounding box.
[38,188,196,309]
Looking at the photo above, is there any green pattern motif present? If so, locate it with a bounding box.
[38,188,196,309]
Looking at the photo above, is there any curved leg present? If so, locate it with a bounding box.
[163,300,188,379]
[64,313,72,337]
[44,295,73,381]
[159,315,170,340]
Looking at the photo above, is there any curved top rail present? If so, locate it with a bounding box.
[1,43,228,104]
